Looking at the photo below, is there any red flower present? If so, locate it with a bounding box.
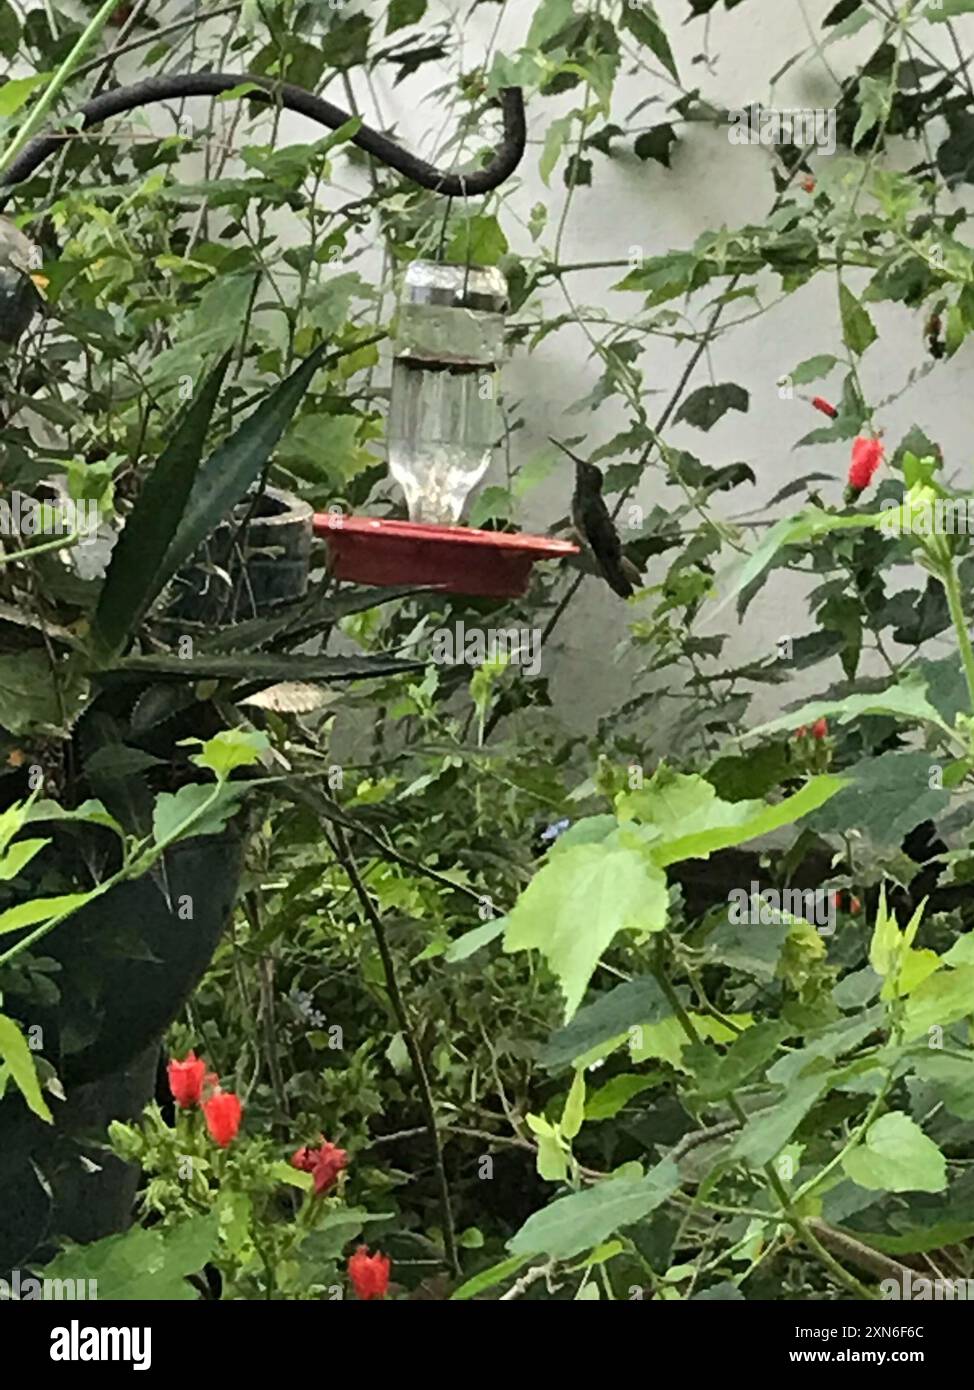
[811,717,828,740]
[348,1246,391,1300]
[167,1052,206,1110]
[849,896,862,915]
[801,175,816,193]
[794,725,808,740]
[848,437,884,493]
[202,1089,242,1147]
[811,396,837,418]
[291,1138,349,1194]
[312,1142,349,1195]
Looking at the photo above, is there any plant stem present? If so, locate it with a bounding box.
[326,821,460,1282]
[0,0,123,176]
[943,559,974,715]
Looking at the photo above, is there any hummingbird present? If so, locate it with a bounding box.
[550,438,640,599]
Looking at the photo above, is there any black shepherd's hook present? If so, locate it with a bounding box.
[0,74,526,206]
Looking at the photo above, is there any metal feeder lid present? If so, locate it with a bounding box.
[401,259,508,315]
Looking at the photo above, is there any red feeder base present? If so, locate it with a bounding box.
[314,514,579,599]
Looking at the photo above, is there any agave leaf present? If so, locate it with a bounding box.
[160,341,331,590]
[93,351,231,657]
[97,651,423,684]
[199,585,429,653]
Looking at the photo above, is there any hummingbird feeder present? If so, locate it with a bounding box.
[0,73,576,597]
[316,258,577,597]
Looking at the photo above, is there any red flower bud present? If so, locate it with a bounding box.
[811,717,828,740]
[801,175,816,193]
[811,396,837,418]
[795,725,808,740]
[348,1246,391,1300]
[849,896,862,915]
[167,1051,206,1110]
[202,1089,242,1147]
[848,436,884,493]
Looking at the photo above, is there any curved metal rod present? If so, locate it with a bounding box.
[0,73,526,206]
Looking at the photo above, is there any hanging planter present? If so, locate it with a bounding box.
[318,259,578,596]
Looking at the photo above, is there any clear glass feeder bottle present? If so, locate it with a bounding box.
[387,260,508,526]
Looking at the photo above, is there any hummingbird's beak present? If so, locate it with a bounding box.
[549,437,582,466]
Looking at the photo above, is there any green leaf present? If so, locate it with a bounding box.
[0,892,90,938]
[585,1073,661,1121]
[445,215,508,267]
[93,352,231,656]
[526,0,575,49]
[745,670,951,742]
[839,283,877,354]
[151,783,245,845]
[508,1160,680,1260]
[561,1070,586,1140]
[925,0,974,16]
[620,2,678,80]
[386,0,427,33]
[39,1214,218,1299]
[161,342,331,587]
[674,383,749,431]
[297,1207,391,1262]
[901,966,974,1042]
[0,1012,51,1121]
[912,1051,974,1119]
[843,1113,946,1193]
[723,506,878,608]
[0,836,49,882]
[688,1021,790,1103]
[451,1254,530,1301]
[101,652,422,685]
[0,73,50,118]
[187,728,269,780]
[620,769,848,866]
[503,842,670,1020]
[633,124,677,167]
[0,800,28,857]
[527,1113,571,1182]
[731,1072,832,1166]
[0,651,88,735]
[540,115,572,186]
[540,975,673,1069]
[789,354,838,385]
[805,751,950,849]
[444,917,505,963]
[0,1,21,59]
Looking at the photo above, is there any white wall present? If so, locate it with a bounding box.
[141,3,974,736]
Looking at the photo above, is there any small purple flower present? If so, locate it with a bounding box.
[540,819,571,844]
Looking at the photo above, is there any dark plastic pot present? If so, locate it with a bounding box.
[0,484,313,1270]
[171,486,313,621]
[0,832,243,1274]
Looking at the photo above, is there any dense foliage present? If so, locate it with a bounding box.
[3,0,974,1303]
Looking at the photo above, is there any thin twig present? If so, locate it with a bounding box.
[326,822,460,1280]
